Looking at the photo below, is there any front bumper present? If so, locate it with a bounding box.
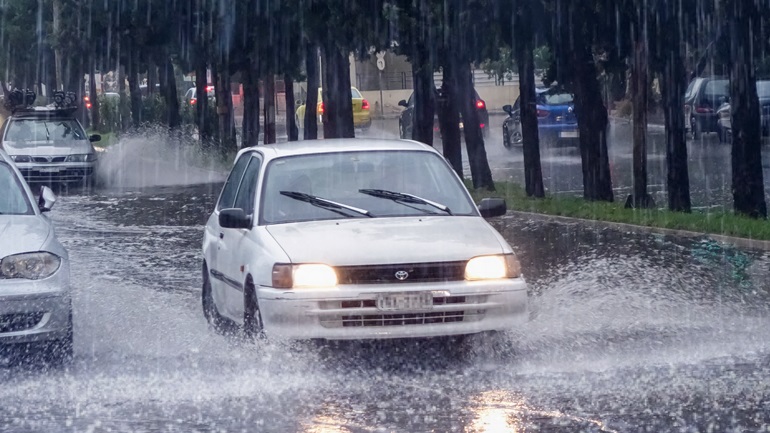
[15,162,95,183]
[257,279,528,340]
[0,272,72,345]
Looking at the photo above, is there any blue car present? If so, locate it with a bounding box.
[502,87,579,149]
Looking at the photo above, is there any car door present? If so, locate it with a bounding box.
[207,153,251,319]
[401,93,415,138]
[217,153,262,321]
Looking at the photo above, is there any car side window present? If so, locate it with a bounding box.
[407,93,414,107]
[233,155,262,214]
[217,153,251,211]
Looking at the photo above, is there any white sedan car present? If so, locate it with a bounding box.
[202,139,528,340]
[0,148,73,364]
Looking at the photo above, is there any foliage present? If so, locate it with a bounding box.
[480,47,515,85]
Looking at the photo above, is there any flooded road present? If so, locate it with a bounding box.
[2,177,770,432]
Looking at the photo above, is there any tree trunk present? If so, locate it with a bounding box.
[659,4,691,213]
[285,75,298,141]
[729,0,767,218]
[564,3,613,202]
[322,44,355,139]
[118,65,130,132]
[263,73,277,144]
[162,57,180,129]
[195,58,211,143]
[53,0,63,90]
[304,43,319,140]
[436,61,463,178]
[147,61,157,97]
[627,12,653,209]
[127,46,142,128]
[411,45,435,146]
[455,59,494,191]
[514,0,544,198]
[242,66,260,148]
[213,62,236,153]
[89,56,100,131]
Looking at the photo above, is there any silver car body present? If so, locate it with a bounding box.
[0,107,97,183]
[0,149,72,347]
[202,139,528,340]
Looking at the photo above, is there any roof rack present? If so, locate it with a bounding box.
[3,89,79,113]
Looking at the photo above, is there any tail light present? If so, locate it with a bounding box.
[205,85,215,92]
[84,96,91,109]
[537,109,550,118]
[319,102,325,114]
[190,98,197,105]
[362,99,370,110]
[480,123,486,129]
[476,100,485,110]
[695,106,713,114]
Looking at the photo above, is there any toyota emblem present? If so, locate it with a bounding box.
[394,270,409,281]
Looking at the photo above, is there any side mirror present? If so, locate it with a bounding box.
[398,99,408,108]
[502,104,513,115]
[38,186,56,212]
[219,208,251,229]
[89,134,102,143]
[478,197,507,218]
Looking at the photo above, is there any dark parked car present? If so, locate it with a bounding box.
[684,76,729,139]
[398,89,489,140]
[501,87,578,149]
[715,80,770,143]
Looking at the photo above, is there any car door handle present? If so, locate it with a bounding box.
[219,233,224,239]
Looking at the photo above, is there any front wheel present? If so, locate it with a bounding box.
[202,263,228,334]
[243,278,264,340]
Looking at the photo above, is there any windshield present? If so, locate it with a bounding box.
[260,150,476,224]
[5,119,86,142]
[0,163,32,215]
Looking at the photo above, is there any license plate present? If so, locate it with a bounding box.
[376,292,433,311]
[38,167,62,173]
[560,130,579,138]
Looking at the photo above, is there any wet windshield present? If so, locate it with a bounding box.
[0,163,32,215]
[261,150,476,224]
[5,119,86,142]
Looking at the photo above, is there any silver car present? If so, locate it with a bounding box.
[0,106,99,186]
[0,148,73,364]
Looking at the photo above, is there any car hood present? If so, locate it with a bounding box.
[266,216,506,265]
[2,140,93,156]
[0,215,52,257]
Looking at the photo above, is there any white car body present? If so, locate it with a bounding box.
[202,138,528,340]
[0,148,73,362]
[0,107,98,184]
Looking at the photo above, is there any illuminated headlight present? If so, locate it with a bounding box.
[11,155,32,163]
[65,154,97,162]
[0,252,61,280]
[271,263,338,288]
[465,254,521,280]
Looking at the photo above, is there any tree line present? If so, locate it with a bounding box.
[0,0,766,219]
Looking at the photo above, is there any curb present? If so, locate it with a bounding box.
[506,210,770,252]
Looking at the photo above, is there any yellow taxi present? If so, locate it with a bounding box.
[296,87,371,130]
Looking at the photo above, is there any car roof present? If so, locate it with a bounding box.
[236,138,439,163]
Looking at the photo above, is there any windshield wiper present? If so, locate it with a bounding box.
[358,189,453,215]
[43,121,50,141]
[280,191,374,218]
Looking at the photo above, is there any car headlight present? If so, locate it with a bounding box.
[11,155,32,163]
[465,254,521,280]
[272,263,338,288]
[65,154,97,162]
[0,252,61,280]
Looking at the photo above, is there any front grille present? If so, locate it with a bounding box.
[331,296,467,310]
[340,311,467,327]
[0,312,45,333]
[337,261,466,285]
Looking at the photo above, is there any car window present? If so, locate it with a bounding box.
[217,153,252,211]
[233,155,262,214]
[351,88,363,98]
[703,80,729,98]
[757,81,770,98]
[0,162,32,215]
[538,90,574,105]
[407,93,414,107]
[260,150,477,225]
[6,119,86,142]
[684,78,701,100]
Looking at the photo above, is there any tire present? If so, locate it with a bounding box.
[399,121,406,139]
[202,263,228,334]
[243,277,264,340]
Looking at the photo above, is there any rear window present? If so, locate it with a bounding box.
[703,80,729,98]
[6,119,86,142]
[351,88,363,98]
[0,162,32,215]
[757,81,770,98]
[537,90,574,106]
